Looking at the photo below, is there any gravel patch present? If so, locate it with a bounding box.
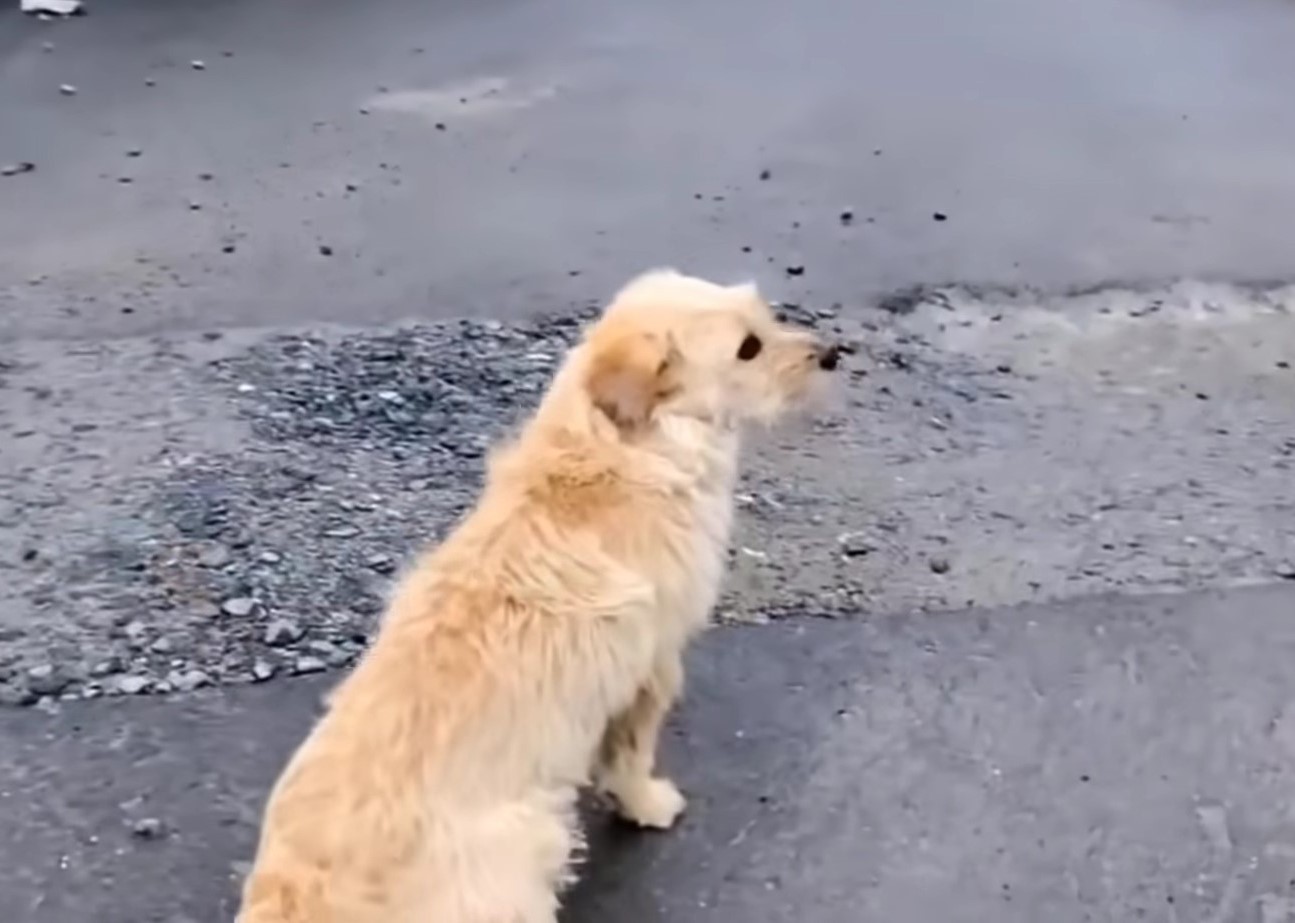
[1,283,1294,705]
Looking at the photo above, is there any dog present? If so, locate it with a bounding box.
[236,269,840,923]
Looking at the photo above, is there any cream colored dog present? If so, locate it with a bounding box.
[236,269,839,923]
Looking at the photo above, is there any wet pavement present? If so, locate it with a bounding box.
[7,0,1295,341]
[5,586,1295,922]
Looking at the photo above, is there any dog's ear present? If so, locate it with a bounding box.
[584,331,679,430]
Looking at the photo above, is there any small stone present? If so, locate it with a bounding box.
[293,656,327,675]
[130,817,165,840]
[59,84,77,96]
[929,556,951,575]
[26,664,70,697]
[167,669,209,692]
[839,209,854,225]
[0,684,38,707]
[365,552,396,574]
[89,657,122,678]
[838,532,875,558]
[221,597,258,618]
[197,545,232,569]
[323,525,360,539]
[1,162,36,177]
[264,619,304,647]
[251,660,276,682]
[190,59,206,70]
[187,200,202,211]
[144,77,156,87]
[258,551,282,564]
[1275,561,1295,581]
[932,212,948,222]
[149,637,174,654]
[785,265,805,277]
[318,244,333,256]
[758,169,771,181]
[126,148,142,158]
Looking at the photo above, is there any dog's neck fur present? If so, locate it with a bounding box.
[517,350,742,498]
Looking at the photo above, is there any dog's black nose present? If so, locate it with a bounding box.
[818,344,841,371]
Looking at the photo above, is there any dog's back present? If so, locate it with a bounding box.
[237,472,663,923]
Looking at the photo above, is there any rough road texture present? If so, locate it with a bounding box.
[5,0,1295,920]
[6,587,1295,923]
[2,284,1292,703]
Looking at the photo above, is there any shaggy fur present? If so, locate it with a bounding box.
[236,269,836,923]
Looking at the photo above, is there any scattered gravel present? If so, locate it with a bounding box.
[0,284,1293,705]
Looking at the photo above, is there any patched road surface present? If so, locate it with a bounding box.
[2,0,1295,920]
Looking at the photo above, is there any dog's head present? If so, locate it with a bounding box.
[581,269,839,432]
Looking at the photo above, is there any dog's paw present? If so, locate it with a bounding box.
[616,777,687,830]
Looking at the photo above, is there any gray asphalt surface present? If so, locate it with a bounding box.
[3,0,1295,921]
[6,587,1295,923]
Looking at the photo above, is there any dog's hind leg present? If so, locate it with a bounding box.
[594,654,686,830]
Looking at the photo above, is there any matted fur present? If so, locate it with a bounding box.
[236,269,834,923]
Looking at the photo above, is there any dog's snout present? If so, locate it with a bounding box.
[817,344,842,371]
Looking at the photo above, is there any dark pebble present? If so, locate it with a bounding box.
[318,245,334,257]
[785,265,805,277]
[932,212,948,222]
[929,556,951,575]
[130,817,166,840]
[758,169,771,181]
[222,244,236,254]
[839,210,854,225]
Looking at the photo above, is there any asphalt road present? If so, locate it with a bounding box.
[7,0,1295,342]
[5,587,1295,923]
[3,0,1295,921]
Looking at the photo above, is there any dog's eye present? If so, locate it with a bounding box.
[736,334,763,361]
